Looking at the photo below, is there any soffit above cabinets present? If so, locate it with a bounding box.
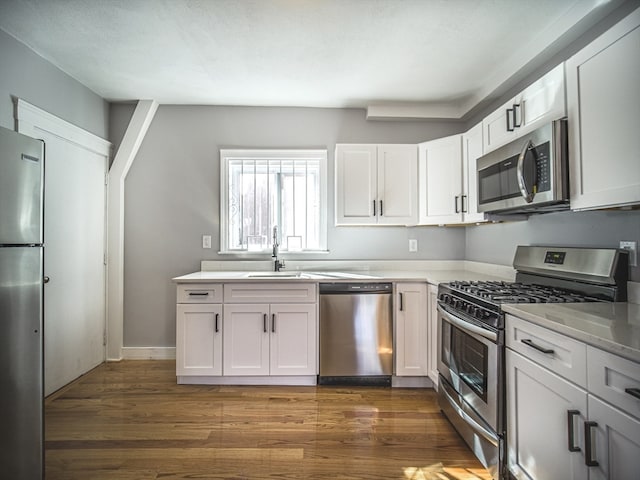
[0,0,629,119]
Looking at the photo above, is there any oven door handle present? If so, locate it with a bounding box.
[440,380,499,446]
[437,305,497,342]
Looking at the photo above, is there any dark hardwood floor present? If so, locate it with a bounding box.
[45,360,491,479]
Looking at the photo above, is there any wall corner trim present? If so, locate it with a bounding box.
[106,99,159,361]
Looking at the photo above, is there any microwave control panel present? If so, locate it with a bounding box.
[533,141,551,192]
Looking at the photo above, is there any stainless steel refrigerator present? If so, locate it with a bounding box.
[0,125,45,479]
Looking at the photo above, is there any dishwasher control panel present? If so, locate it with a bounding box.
[319,282,392,294]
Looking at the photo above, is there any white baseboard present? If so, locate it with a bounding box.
[121,347,176,360]
[177,375,317,386]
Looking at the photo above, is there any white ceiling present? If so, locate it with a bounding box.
[0,0,625,118]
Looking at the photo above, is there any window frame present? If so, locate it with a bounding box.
[219,148,328,254]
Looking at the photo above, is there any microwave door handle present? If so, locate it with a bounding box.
[517,139,536,203]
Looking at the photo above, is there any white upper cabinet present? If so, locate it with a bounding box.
[419,134,463,225]
[335,144,377,224]
[419,124,486,225]
[335,144,418,225]
[566,7,640,211]
[461,123,486,224]
[483,63,566,154]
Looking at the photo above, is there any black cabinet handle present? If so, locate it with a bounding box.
[215,313,219,333]
[373,200,376,217]
[584,421,599,467]
[271,313,276,333]
[263,313,267,333]
[506,107,514,132]
[188,292,209,296]
[461,194,468,213]
[567,410,581,452]
[454,195,460,213]
[399,293,404,312]
[379,200,383,216]
[513,103,522,128]
[625,388,640,400]
[521,338,555,354]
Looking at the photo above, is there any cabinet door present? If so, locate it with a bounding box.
[418,134,463,225]
[567,9,640,210]
[335,144,378,225]
[518,63,565,136]
[176,304,223,376]
[482,97,518,154]
[427,284,439,385]
[461,123,486,224]
[395,283,428,376]
[587,395,640,480]
[377,144,418,225]
[507,349,589,480]
[269,304,317,376]
[223,304,270,376]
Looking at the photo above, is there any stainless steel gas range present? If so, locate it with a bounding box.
[436,246,629,480]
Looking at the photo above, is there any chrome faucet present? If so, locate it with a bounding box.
[272,226,285,272]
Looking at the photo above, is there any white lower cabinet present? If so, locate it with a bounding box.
[507,349,589,480]
[176,282,317,384]
[394,283,428,376]
[176,303,223,376]
[586,395,640,480]
[223,303,317,376]
[506,314,640,480]
[427,284,439,385]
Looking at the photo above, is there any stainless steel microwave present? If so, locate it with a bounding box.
[476,119,569,214]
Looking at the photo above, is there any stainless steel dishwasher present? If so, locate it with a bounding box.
[319,283,393,386]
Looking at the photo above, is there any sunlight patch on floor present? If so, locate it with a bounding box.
[404,462,491,480]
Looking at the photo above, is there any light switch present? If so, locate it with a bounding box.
[202,235,212,249]
[409,239,418,252]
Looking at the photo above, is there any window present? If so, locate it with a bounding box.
[220,149,327,253]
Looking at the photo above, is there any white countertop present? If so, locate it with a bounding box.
[503,302,640,363]
[172,268,513,285]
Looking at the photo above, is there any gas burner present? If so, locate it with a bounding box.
[443,280,603,305]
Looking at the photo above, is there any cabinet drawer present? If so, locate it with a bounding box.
[177,284,223,303]
[587,346,640,420]
[506,315,587,388]
[224,283,317,303]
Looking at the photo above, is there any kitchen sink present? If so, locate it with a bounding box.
[245,271,309,278]
[243,271,380,280]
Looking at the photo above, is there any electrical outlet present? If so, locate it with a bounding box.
[202,235,212,249]
[409,239,418,252]
[620,241,637,267]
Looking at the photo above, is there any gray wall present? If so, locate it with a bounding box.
[0,29,108,137]
[119,104,465,347]
[465,210,640,281]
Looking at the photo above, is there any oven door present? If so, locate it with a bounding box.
[437,303,498,430]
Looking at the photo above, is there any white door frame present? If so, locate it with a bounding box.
[106,100,158,360]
